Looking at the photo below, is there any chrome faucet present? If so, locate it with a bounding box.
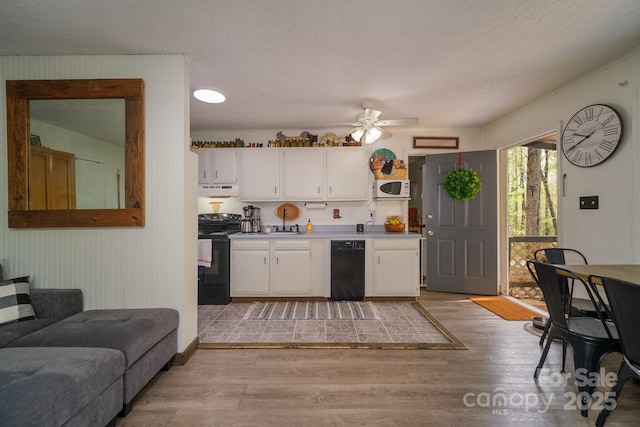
[282,208,286,231]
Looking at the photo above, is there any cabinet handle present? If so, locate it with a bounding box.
[377,256,381,264]
[276,256,279,265]
[203,171,207,179]
[329,186,332,194]
[215,170,218,178]
[274,186,278,194]
[264,257,267,265]
[317,186,321,194]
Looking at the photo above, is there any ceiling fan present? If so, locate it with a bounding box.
[331,103,419,144]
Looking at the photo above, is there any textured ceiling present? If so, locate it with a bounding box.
[1,0,640,133]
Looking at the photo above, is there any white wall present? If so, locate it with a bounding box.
[482,48,640,263]
[0,55,197,352]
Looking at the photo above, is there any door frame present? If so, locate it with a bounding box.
[497,123,563,295]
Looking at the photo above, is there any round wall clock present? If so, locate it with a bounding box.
[561,104,623,167]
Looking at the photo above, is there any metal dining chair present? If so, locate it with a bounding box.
[533,248,600,345]
[526,261,620,417]
[592,275,640,427]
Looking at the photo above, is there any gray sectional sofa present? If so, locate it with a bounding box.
[0,287,179,427]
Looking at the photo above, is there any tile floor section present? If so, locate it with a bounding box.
[198,301,452,344]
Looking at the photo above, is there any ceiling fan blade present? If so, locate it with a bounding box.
[380,128,393,139]
[375,117,419,127]
[319,122,361,127]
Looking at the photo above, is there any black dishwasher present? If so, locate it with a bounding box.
[331,240,365,301]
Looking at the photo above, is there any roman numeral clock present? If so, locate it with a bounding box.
[561,104,623,167]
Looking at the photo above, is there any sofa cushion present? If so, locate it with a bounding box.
[9,308,179,368]
[0,347,125,427]
[29,289,83,319]
[0,277,35,326]
[0,318,58,348]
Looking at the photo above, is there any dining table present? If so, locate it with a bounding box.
[558,264,640,284]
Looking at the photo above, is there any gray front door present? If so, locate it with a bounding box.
[425,151,498,295]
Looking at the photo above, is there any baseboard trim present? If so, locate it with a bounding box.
[172,337,199,365]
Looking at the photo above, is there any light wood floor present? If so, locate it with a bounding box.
[117,291,639,426]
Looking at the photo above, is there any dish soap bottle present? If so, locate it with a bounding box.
[306,218,312,233]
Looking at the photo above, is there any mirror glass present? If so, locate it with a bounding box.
[6,78,145,228]
[31,99,126,209]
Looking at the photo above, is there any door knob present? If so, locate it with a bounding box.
[427,230,434,236]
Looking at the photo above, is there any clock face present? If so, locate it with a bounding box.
[561,104,623,167]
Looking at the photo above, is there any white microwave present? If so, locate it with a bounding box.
[373,180,410,198]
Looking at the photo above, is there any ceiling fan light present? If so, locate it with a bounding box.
[351,128,365,142]
[362,126,382,144]
[193,89,226,104]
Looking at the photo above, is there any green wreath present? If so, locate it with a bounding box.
[444,167,482,201]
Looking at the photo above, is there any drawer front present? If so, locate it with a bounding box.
[271,239,311,250]
[232,239,270,250]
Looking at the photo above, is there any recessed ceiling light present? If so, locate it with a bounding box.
[193,89,226,104]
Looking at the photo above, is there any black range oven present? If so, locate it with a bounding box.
[198,213,241,305]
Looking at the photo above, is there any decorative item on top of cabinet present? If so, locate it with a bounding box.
[275,131,316,147]
[192,138,245,148]
[369,148,407,180]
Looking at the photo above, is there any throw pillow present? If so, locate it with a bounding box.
[0,276,35,325]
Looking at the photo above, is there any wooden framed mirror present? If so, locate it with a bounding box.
[6,79,145,228]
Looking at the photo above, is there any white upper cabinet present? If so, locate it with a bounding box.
[239,149,281,200]
[283,148,325,200]
[237,147,370,201]
[326,148,369,200]
[198,148,213,184]
[211,149,237,183]
[198,148,237,184]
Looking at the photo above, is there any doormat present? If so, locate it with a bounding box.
[244,301,381,320]
[469,296,539,320]
[198,301,467,350]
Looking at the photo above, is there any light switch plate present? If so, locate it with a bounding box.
[580,196,599,210]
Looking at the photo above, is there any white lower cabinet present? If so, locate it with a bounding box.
[270,240,312,296]
[230,240,270,296]
[232,237,419,297]
[371,239,420,296]
[231,239,322,297]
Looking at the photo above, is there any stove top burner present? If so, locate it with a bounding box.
[198,213,241,238]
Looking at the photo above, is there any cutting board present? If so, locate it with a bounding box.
[274,203,300,220]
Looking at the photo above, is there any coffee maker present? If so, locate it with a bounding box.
[242,205,261,233]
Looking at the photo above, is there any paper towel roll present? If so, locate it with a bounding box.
[304,202,327,209]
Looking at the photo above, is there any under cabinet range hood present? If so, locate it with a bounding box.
[198,184,239,197]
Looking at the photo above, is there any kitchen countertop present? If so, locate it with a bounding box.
[229,225,423,239]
